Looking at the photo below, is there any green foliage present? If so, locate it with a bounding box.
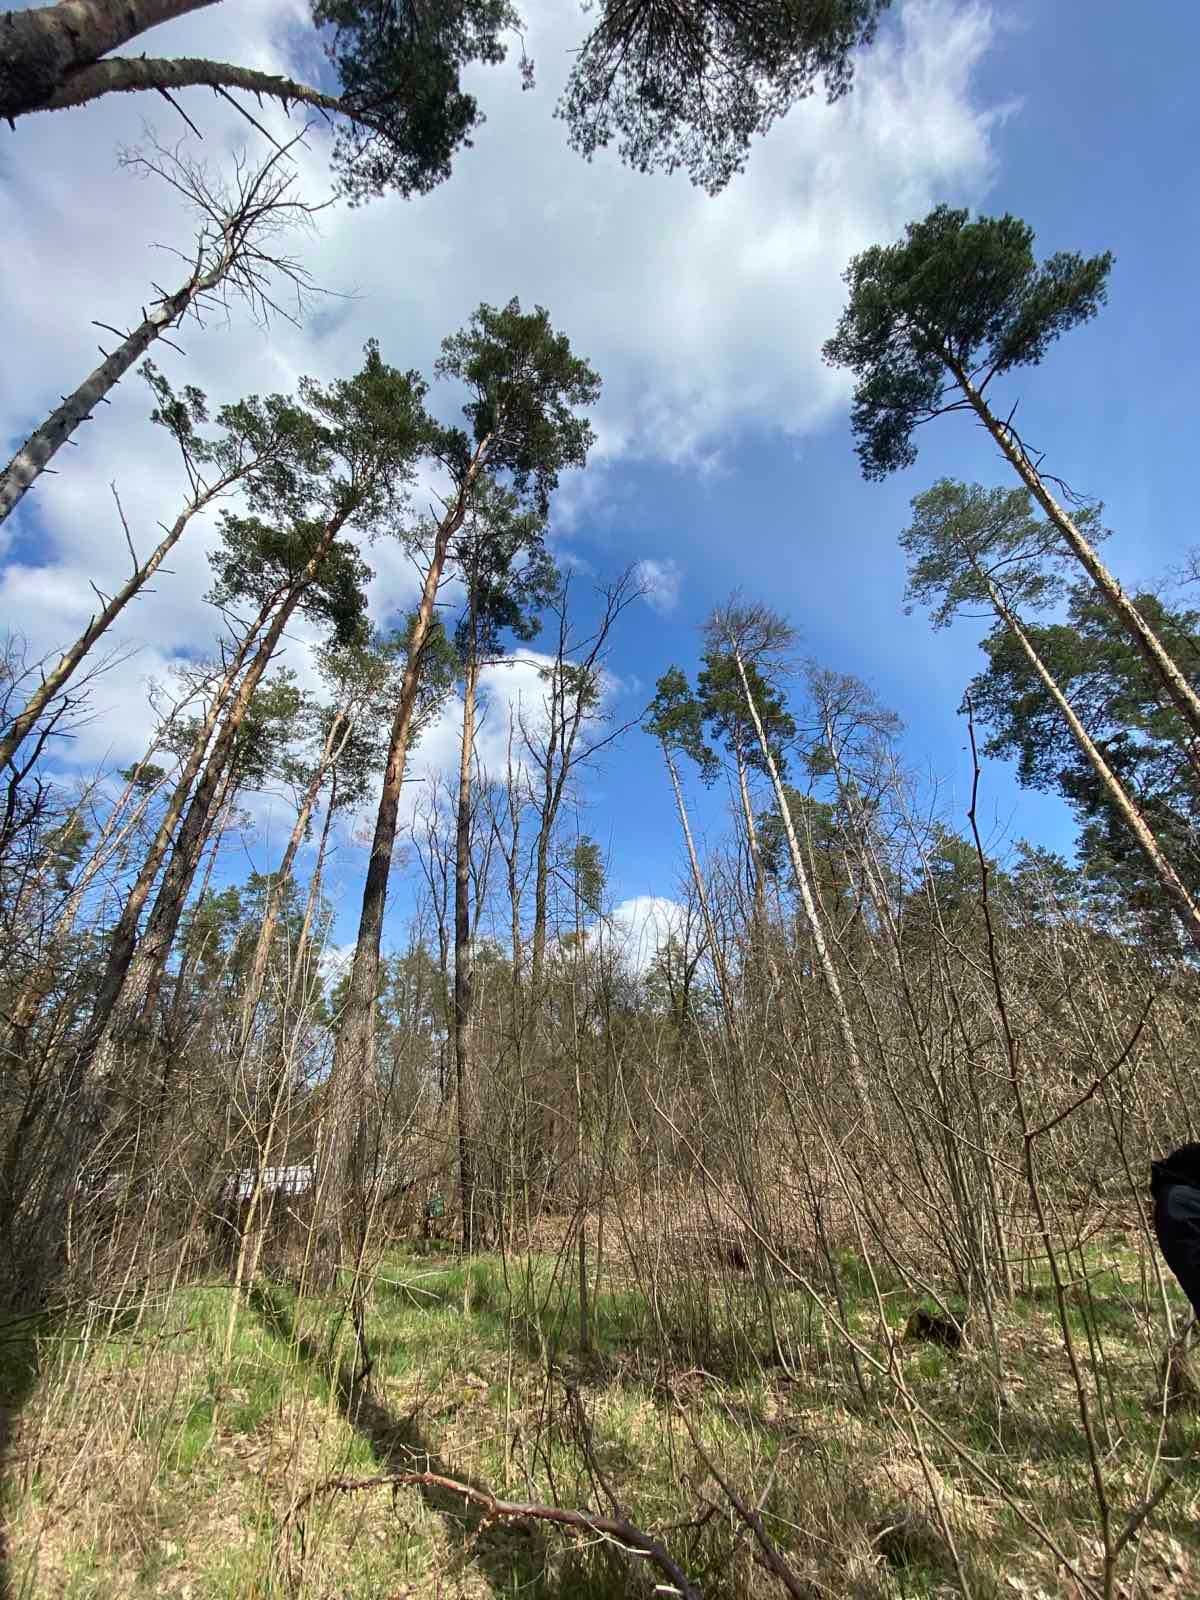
[757,785,850,909]
[645,667,719,782]
[40,813,90,890]
[697,646,795,776]
[454,481,557,662]
[228,672,305,789]
[968,582,1200,949]
[435,298,600,514]
[140,360,328,512]
[901,479,1106,628]
[203,342,437,649]
[823,205,1113,479]
[118,761,166,793]
[562,0,891,193]
[207,513,373,647]
[570,836,606,918]
[403,610,460,735]
[312,0,520,203]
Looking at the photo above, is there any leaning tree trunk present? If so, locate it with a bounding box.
[237,710,351,1053]
[952,359,1200,773]
[1,257,240,525]
[84,595,275,1053]
[2,749,168,1053]
[91,511,349,1081]
[730,645,873,1124]
[0,482,233,762]
[0,0,215,120]
[330,438,491,1121]
[453,653,479,1252]
[660,739,735,1028]
[290,768,338,1008]
[983,578,1200,952]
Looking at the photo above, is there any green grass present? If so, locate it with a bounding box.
[3,1237,1200,1598]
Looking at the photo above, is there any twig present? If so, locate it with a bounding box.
[285,1469,703,1599]
[1112,1441,1200,1558]
[674,1402,808,1600]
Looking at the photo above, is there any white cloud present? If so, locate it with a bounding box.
[635,557,682,616]
[596,896,687,975]
[0,0,1003,839]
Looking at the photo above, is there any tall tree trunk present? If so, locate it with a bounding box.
[161,760,238,1050]
[2,265,240,525]
[0,0,215,120]
[982,579,1200,951]
[2,750,167,1052]
[733,745,766,931]
[660,740,734,1027]
[454,654,479,1252]
[0,486,229,762]
[821,718,902,977]
[730,645,872,1121]
[330,439,490,1120]
[14,50,358,123]
[85,596,275,1050]
[238,710,350,1052]
[952,360,1200,769]
[91,512,348,1079]
[290,767,338,1007]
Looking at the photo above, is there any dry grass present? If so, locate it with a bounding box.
[2,1227,1200,1600]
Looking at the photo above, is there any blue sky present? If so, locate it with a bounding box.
[2,0,1195,960]
[579,0,1200,919]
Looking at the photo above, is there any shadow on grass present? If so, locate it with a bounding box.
[0,1315,41,1600]
[248,1281,641,1599]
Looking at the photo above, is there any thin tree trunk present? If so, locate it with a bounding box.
[290,768,338,1007]
[16,51,356,123]
[91,511,349,1077]
[730,645,871,1119]
[661,740,735,1026]
[953,360,1200,765]
[85,595,275,1050]
[984,580,1200,951]
[822,720,902,976]
[0,485,230,760]
[2,264,239,525]
[238,710,350,1051]
[3,749,167,1050]
[330,437,491,1111]
[734,746,766,930]
[454,655,479,1252]
[162,760,238,1047]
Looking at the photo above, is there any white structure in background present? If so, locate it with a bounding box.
[221,1165,315,1203]
[220,1162,413,1203]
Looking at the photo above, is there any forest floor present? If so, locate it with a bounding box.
[2,1231,1199,1600]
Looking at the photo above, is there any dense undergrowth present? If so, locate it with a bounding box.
[2,1228,1197,1600]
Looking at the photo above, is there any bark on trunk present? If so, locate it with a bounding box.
[3,754,166,1050]
[0,0,216,120]
[237,710,349,1051]
[454,654,478,1252]
[91,512,348,1078]
[1,262,236,525]
[23,52,350,121]
[730,645,872,1120]
[329,440,491,1114]
[0,489,224,765]
[290,766,338,1007]
[953,360,1200,768]
[85,597,274,1049]
[661,740,734,1026]
[985,581,1200,951]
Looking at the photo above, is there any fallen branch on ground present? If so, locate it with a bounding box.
[285,1468,704,1599]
